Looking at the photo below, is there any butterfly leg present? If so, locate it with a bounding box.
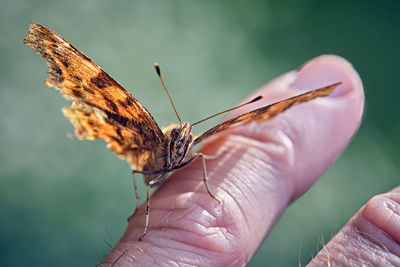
[197,153,221,204]
[137,173,167,241]
[127,171,142,222]
[132,172,141,211]
[138,183,151,241]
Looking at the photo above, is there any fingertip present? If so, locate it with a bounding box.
[292,55,364,98]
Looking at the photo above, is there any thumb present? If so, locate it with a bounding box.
[102,55,364,266]
[309,186,400,266]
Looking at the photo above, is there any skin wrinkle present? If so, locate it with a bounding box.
[174,201,202,221]
[161,229,229,256]
[108,194,238,266]
[356,217,400,256]
[219,178,252,239]
[352,228,397,266]
[310,224,400,266]
[205,130,295,259]
[149,237,218,264]
[183,200,224,229]
[310,232,362,266]
[138,241,210,267]
[224,127,295,171]
[228,152,269,192]
[148,213,222,245]
[220,132,293,190]
[150,191,212,214]
[150,250,178,266]
[203,140,279,218]
[165,233,227,256]
[155,240,227,267]
[216,137,284,191]
[143,188,226,242]
[135,194,238,255]
[227,168,258,209]
[381,197,400,238]
[183,218,225,240]
[221,168,276,261]
[201,134,286,215]
[226,138,290,188]
[361,194,400,250]
[223,156,268,223]
[386,196,400,215]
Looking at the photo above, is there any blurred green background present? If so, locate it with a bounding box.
[1,0,399,266]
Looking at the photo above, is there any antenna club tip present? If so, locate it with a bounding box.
[250,95,263,103]
[154,62,161,76]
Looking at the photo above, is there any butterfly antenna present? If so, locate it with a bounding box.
[154,63,182,126]
[192,95,263,126]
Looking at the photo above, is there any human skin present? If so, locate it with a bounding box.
[101,55,400,266]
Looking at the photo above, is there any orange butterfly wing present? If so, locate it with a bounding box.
[24,23,164,170]
[194,82,340,144]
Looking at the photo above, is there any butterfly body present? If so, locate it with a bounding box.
[142,123,195,185]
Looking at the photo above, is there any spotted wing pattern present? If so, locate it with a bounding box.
[194,82,340,144]
[24,23,164,170]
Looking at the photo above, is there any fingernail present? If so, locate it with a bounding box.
[292,55,362,97]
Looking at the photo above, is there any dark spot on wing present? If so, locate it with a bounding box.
[90,77,107,89]
[71,89,83,98]
[104,96,118,113]
[73,75,82,82]
[90,71,116,89]
[51,50,70,68]
[125,97,133,106]
[118,99,127,108]
[116,128,123,139]
[52,50,62,58]
[48,63,64,83]
[83,86,95,94]
[52,44,58,48]
[52,65,62,75]
[104,110,128,127]
[103,110,159,142]
[62,60,69,67]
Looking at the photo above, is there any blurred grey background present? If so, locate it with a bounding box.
[1,0,399,266]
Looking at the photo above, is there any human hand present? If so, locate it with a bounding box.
[101,55,398,266]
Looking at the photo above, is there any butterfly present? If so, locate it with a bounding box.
[24,23,340,240]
